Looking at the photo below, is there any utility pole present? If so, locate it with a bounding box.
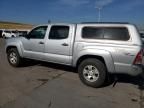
[95,6,102,22]
[98,7,101,22]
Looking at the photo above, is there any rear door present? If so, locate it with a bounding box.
[45,24,74,64]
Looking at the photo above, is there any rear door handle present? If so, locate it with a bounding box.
[39,42,44,44]
[62,43,69,46]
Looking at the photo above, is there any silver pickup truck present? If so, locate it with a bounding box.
[5,23,143,87]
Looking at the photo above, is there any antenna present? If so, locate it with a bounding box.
[48,20,51,24]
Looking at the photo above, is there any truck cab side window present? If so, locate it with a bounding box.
[49,26,69,39]
[28,26,47,39]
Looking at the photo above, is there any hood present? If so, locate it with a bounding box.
[6,37,24,44]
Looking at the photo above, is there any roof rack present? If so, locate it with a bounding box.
[81,22,129,24]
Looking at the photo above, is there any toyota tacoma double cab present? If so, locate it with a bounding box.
[5,22,143,87]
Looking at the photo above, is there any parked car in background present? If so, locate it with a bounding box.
[18,31,29,37]
[2,30,17,38]
[12,30,19,37]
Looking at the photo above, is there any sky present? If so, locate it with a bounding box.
[0,0,144,28]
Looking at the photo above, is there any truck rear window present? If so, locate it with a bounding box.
[82,27,130,41]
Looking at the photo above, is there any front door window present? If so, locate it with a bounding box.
[28,26,47,39]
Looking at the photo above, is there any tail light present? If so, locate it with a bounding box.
[133,49,143,65]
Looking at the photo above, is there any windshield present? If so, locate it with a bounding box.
[4,31,11,33]
[12,31,18,33]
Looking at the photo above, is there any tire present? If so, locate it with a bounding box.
[140,70,144,79]
[3,35,7,39]
[78,58,106,88]
[2,35,5,38]
[7,48,22,67]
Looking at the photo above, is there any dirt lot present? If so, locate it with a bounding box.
[0,21,33,29]
[0,38,144,108]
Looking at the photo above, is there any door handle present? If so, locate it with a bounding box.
[62,43,69,46]
[39,42,44,44]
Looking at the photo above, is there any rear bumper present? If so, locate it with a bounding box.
[128,65,143,76]
[114,64,143,76]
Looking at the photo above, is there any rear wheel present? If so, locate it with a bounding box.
[78,58,106,88]
[7,48,22,67]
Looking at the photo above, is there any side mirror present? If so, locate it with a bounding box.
[22,33,30,39]
[25,34,30,39]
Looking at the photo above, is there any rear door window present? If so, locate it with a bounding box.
[49,26,69,39]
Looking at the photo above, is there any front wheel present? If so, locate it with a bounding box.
[78,58,106,88]
[7,48,22,67]
[2,35,5,38]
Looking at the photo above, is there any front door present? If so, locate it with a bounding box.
[22,26,48,60]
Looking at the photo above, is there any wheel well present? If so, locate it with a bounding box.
[76,55,106,68]
[6,46,17,53]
